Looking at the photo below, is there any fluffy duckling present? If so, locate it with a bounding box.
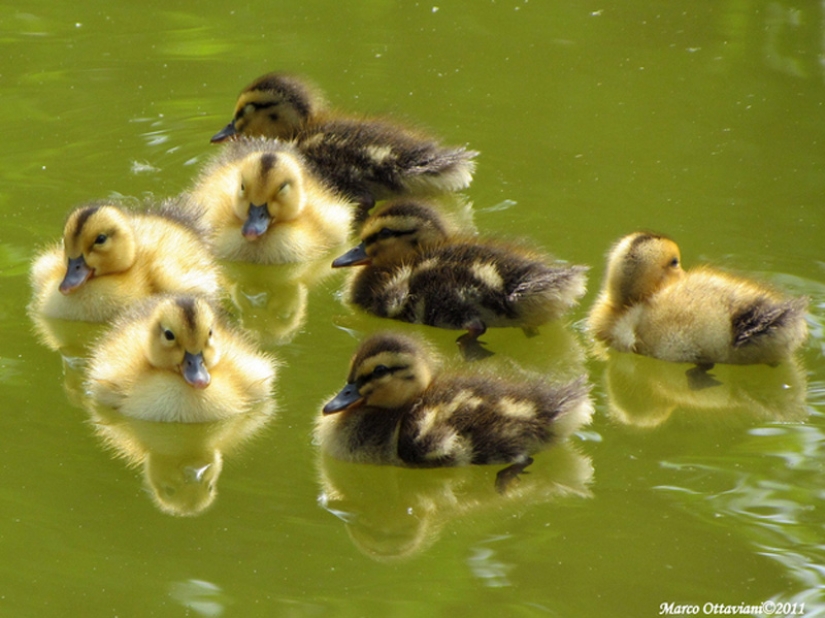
[30,202,222,322]
[185,137,356,263]
[87,295,278,423]
[587,232,809,373]
[332,200,588,357]
[316,333,593,490]
[210,72,478,209]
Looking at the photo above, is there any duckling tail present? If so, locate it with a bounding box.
[732,296,809,348]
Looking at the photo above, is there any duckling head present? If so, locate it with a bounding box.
[59,204,137,295]
[235,151,306,240]
[604,232,684,306]
[211,73,326,143]
[332,201,449,268]
[323,333,436,414]
[146,296,220,389]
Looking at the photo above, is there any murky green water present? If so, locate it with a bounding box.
[1,1,824,616]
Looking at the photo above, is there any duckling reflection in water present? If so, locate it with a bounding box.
[184,137,356,263]
[89,399,275,516]
[30,200,222,322]
[602,351,808,429]
[316,442,592,562]
[587,232,809,387]
[86,295,278,423]
[315,332,593,491]
[210,72,478,210]
[332,200,588,359]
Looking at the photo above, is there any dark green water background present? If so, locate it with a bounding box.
[1,2,823,616]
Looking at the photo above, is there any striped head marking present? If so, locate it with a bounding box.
[334,333,434,411]
[359,201,450,266]
[227,73,322,140]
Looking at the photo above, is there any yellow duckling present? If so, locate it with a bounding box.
[316,333,593,489]
[331,200,588,357]
[30,201,222,322]
[185,137,356,264]
[210,72,478,209]
[587,232,809,370]
[87,295,278,423]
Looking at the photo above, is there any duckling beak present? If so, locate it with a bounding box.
[210,122,237,143]
[323,382,364,414]
[242,204,271,240]
[182,351,211,389]
[59,255,93,295]
[331,243,371,268]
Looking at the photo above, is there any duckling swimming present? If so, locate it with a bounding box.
[332,200,588,358]
[316,333,592,489]
[30,201,222,322]
[587,232,809,372]
[185,137,356,263]
[210,72,478,209]
[87,295,278,423]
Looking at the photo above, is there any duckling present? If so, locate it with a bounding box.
[210,72,479,209]
[315,332,593,490]
[30,201,222,322]
[87,295,278,423]
[331,200,588,358]
[587,232,809,375]
[185,137,356,264]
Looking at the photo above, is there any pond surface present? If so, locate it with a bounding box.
[1,1,824,616]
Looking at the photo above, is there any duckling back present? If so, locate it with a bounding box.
[397,373,593,467]
[619,267,809,365]
[349,241,588,331]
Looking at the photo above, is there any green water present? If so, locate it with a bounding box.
[2,1,824,616]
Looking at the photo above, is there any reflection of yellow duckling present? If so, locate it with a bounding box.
[587,232,809,369]
[87,295,277,422]
[89,400,275,516]
[316,442,592,562]
[332,200,588,357]
[602,351,808,429]
[316,332,592,488]
[210,73,478,209]
[185,137,355,263]
[30,202,222,322]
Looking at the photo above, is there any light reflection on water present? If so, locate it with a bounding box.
[657,422,825,614]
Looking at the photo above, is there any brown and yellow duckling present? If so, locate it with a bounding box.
[87,295,278,423]
[587,232,809,383]
[185,137,356,264]
[30,201,222,322]
[210,72,478,209]
[316,332,593,490]
[331,200,588,358]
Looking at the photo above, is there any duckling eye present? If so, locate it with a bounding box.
[94,234,107,245]
[669,257,680,268]
[163,329,175,342]
[377,228,395,240]
[371,365,390,379]
[279,181,290,193]
[208,328,213,339]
